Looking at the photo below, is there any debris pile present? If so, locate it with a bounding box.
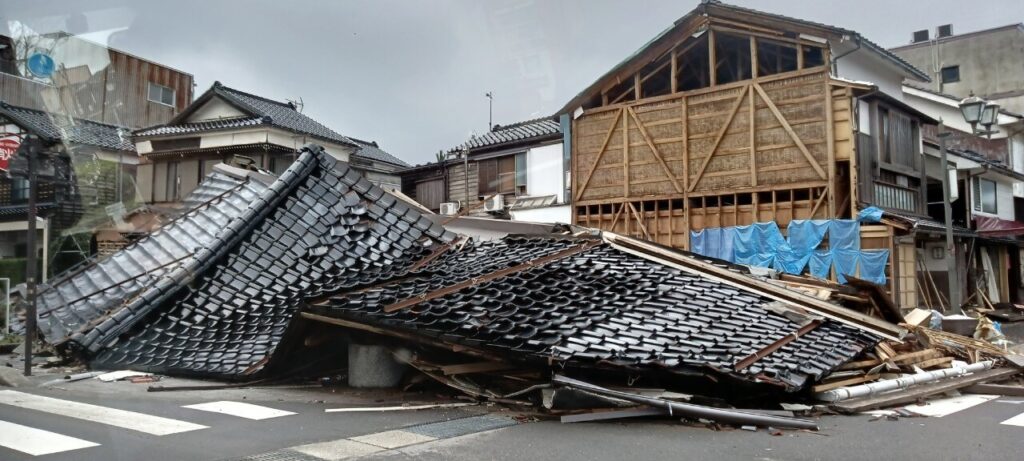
[12,144,1024,431]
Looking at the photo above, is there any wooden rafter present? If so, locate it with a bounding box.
[575,109,623,201]
[752,82,827,179]
[748,84,757,187]
[688,84,749,191]
[809,187,828,217]
[627,202,651,240]
[627,107,683,193]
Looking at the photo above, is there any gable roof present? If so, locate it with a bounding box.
[449,117,562,153]
[0,101,135,152]
[136,82,357,148]
[349,137,410,168]
[559,0,930,114]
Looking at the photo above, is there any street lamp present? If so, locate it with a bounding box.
[959,93,999,138]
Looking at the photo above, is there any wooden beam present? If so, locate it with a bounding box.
[796,43,804,70]
[753,82,827,180]
[627,202,651,240]
[749,35,758,79]
[670,46,678,94]
[734,319,822,371]
[824,80,836,216]
[627,107,683,193]
[441,361,514,375]
[384,240,602,312]
[688,85,749,191]
[809,188,827,218]
[623,105,630,198]
[575,109,623,201]
[708,29,717,86]
[812,374,880,393]
[748,85,757,187]
[634,72,641,101]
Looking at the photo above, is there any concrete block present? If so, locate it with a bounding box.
[347,344,406,388]
[0,366,31,387]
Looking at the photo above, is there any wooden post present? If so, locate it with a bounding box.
[634,72,641,101]
[749,86,757,187]
[750,36,758,79]
[796,44,804,70]
[708,29,717,86]
[824,80,837,217]
[671,46,678,94]
[623,108,630,199]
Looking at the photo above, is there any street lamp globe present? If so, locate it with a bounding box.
[980,102,1000,128]
[958,93,986,125]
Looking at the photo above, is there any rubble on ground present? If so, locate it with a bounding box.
[9,144,1024,430]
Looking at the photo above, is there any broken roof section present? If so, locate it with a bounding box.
[85,146,451,378]
[31,164,271,345]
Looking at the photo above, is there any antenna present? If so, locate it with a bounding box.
[287,97,304,113]
[485,92,493,131]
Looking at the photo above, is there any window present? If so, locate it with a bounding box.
[941,65,960,83]
[148,82,176,106]
[975,178,997,214]
[11,176,29,202]
[801,45,825,68]
[477,153,526,197]
[756,38,797,76]
[714,32,751,85]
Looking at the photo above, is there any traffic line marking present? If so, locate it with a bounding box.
[0,390,207,435]
[0,420,99,456]
[1001,411,1024,427]
[290,438,382,460]
[183,401,296,420]
[900,394,999,417]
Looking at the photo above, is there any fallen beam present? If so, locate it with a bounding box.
[816,361,996,402]
[553,375,819,430]
[962,383,1024,397]
[602,233,905,341]
[830,368,1020,413]
[560,407,667,423]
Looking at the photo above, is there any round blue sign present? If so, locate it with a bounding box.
[27,53,55,78]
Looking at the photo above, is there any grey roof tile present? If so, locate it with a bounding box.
[450,117,561,152]
[0,101,135,152]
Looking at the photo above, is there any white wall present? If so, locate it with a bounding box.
[973,172,1015,221]
[836,49,905,100]
[510,205,571,224]
[525,143,564,202]
[188,99,246,121]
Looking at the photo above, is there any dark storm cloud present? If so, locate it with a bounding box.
[3,0,1021,165]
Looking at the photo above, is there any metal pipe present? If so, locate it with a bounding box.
[814,360,994,402]
[553,375,819,430]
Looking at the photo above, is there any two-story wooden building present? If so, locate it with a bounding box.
[134,82,409,206]
[560,1,938,307]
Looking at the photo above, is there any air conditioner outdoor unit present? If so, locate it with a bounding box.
[439,202,460,215]
[483,194,505,212]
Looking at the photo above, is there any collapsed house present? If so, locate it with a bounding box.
[20,145,892,393]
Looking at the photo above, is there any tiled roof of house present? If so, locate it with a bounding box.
[350,137,410,168]
[450,117,561,153]
[0,101,135,152]
[135,82,358,148]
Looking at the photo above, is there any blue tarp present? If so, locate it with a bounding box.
[859,249,890,285]
[691,216,885,285]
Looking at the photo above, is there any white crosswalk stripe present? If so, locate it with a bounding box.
[0,420,99,456]
[1000,411,1024,427]
[0,390,207,435]
[183,401,296,420]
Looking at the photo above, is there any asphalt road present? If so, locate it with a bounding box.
[2,374,1023,461]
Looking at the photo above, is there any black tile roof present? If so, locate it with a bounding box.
[311,236,879,390]
[135,82,358,148]
[0,101,135,152]
[350,137,410,168]
[450,117,561,153]
[28,167,271,345]
[84,145,451,378]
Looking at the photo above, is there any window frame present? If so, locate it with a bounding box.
[978,177,998,214]
[940,65,960,84]
[148,82,176,107]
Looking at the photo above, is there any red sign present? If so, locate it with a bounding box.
[0,136,19,172]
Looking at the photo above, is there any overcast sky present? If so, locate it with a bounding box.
[4,0,1022,165]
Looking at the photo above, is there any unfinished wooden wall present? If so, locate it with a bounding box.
[448,162,479,208]
[574,69,854,249]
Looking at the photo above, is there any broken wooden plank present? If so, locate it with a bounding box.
[962,383,1024,397]
[440,361,514,376]
[811,374,880,393]
[913,357,954,370]
[831,367,1021,413]
[890,349,944,366]
[560,407,667,423]
[837,358,881,371]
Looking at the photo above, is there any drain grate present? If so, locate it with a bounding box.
[232,449,324,461]
[404,414,517,439]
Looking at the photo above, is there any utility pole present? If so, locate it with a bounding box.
[937,122,960,311]
[485,92,493,131]
[23,136,39,376]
